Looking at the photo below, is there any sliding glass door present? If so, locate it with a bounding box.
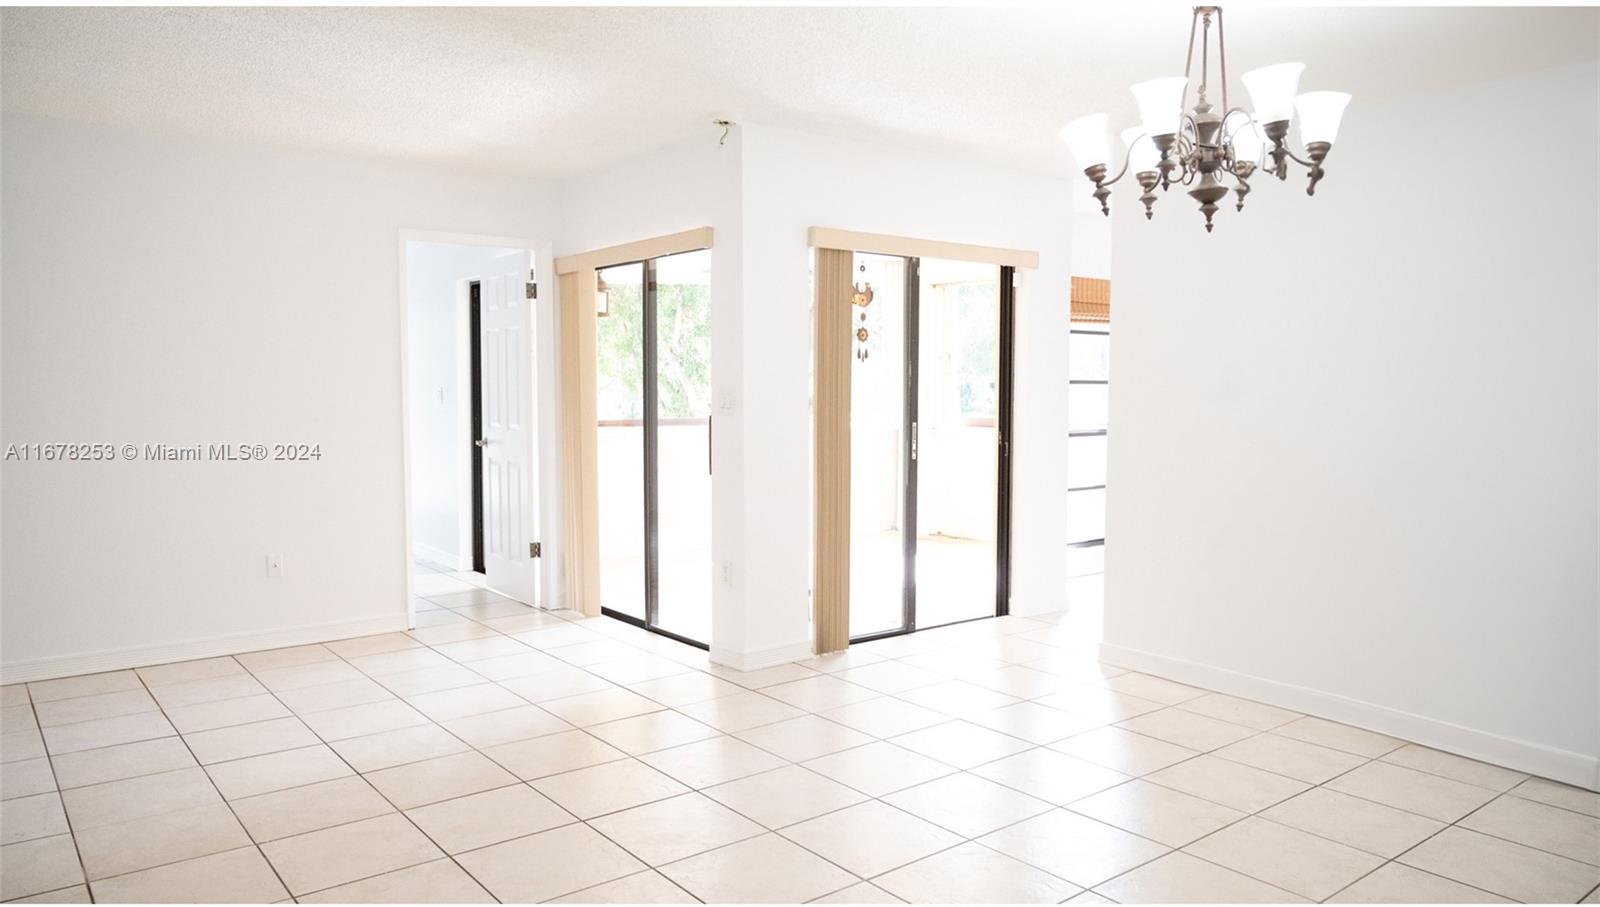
[914,259,1006,628]
[847,253,1014,641]
[596,262,647,624]
[848,254,912,638]
[652,251,713,643]
[596,249,712,647]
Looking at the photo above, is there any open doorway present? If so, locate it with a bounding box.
[401,236,548,616]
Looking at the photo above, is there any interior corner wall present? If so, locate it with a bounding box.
[0,115,553,681]
[737,124,1075,661]
[1104,62,1600,788]
[1071,210,1113,278]
[405,242,521,569]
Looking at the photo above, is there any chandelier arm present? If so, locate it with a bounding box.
[1100,143,1138,187]
[1219,106,1267,167]
[1159,134,1197,192]
[1219,107,1254,136]
[1279,144,1318,168]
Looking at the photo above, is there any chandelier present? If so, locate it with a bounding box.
[1059,6,1351,232]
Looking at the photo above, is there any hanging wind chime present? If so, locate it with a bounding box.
[851,263,874,361]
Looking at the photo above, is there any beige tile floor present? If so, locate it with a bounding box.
[2,561,1598,903]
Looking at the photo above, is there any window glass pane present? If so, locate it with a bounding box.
[850,253,909,638]
[1069,333,1110,381]
[1067,488,1106,543]
[595,262,645,619]
[1067,434,1107,489]
[1068,385,1109,431]
[914,259,1000,630]
[652,250,713,644]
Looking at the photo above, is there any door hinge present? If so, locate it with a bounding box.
[529,542,541,558]
[525,283,537,300]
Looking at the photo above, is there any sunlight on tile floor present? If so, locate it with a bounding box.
[1,561,1597,903]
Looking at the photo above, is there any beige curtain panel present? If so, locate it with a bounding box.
[812,247,854,655]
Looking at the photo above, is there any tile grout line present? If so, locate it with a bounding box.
[24,685,95,904]
[1316,791,1507,904]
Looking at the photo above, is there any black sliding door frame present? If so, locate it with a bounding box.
[468,281,486,575]
[849,257,1015,643]
[900,256,922,636]
[996,265,1016,616]
[641,257,662,633]
[599,252,711,651]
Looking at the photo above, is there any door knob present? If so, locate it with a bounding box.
[475,438,487,448]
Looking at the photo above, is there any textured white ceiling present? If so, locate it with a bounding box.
[2,6,1595,180]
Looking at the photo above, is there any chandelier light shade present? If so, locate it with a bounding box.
[1059,114,1111,170]
[1130,77,1189,137]
[1061,6,1351,231]
[1294,91,1353,144]
[1240,63,1304,124]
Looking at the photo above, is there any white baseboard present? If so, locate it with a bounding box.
[1100,642,1600,792]
[1006,595,1069,618]
[710,639,813,672]
[0,614,410,685]
[412,541,468,572]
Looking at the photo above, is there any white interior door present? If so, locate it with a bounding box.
[480,251,539,604]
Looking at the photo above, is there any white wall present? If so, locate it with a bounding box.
[1,115,552,680]
[737,124,1075,662]
[1104,63,1599,788]
[1071,210,1113,278]
[405,242,521,568]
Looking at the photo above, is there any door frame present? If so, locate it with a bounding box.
[396,230,556,633]
[840,253,1018,646]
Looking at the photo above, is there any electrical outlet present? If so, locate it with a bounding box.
[720,561,733,586]
[266,554,285,578]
